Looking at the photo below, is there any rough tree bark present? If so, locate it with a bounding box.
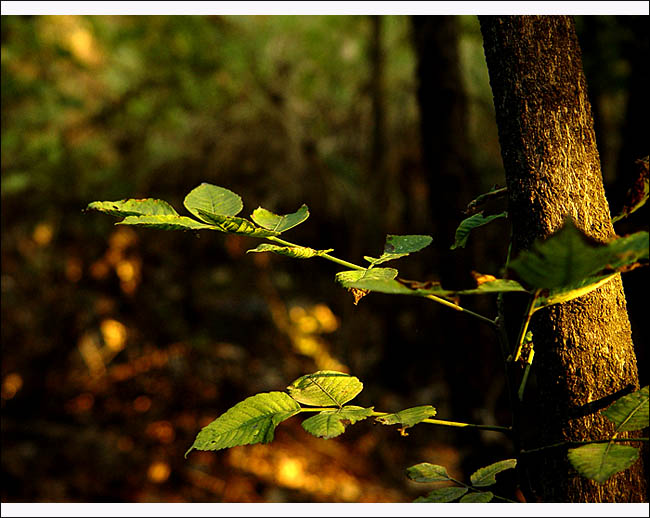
[479,15,646,502]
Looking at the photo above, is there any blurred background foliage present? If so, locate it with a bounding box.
[1,14,647,503]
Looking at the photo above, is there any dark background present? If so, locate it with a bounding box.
[1,15,647,503]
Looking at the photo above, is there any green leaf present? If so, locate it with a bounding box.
[246,243,333,259]
[196,210,279,237]
[250,204,310,233]
[301,406,374,439]
[364,234,433,266]
[287,370,363,407]
[534,273,617,311]
[375,405,437,428]
[451,211,508,250]
[406,463,452,483]
[509,218,649,289]
[185,392,301,457]
[455,278,529,295]
[117,215,216,231]
[183,183,243,222]
[414,487,468,503]
[469,459,517,487]
[602,386,649,432]
[460,491,494,503]
[567,443,639,484]
[86,199,179,218]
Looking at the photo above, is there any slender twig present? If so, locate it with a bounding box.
[297,408,512,434]
[520,437,649,455]
[512,290,540,363]
[267,235,498,327]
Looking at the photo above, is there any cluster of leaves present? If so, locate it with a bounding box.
[407,459,517,503]
[87,181,649,494]
[184,370,437,456]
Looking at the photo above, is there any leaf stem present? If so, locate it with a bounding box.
[268,236,366,271]
[512,290,540,363]
[425,294,498,328]
[267,236,497,326]
[520,437,649,455]
[297,408,512,434]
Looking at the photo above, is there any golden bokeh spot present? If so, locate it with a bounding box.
[100,318,127,352]
[109,227,138,251]
[146,420,176,444]
[133,395,152,413]
[147,461,171,484]
[1,373,23,400]
[65,256,83,283]
[312,303,339,333]
[78,332,106,377]
[89,259,110,280]
[65,392,94,414]
[32,222,54,246]
[276,457,304,488]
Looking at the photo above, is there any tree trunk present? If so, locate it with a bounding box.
[479,15,646,502]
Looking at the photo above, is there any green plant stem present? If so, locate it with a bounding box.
[424,294,498,328]
[512,290,540,363]
[520,437,649,455]
[298,408,512,434]
[268,235,366,271]
[267,235,498,327]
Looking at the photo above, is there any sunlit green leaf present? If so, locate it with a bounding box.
[509,218,649,289]
[451,211,507,250]
[185,392,301,457]
[456,278,529,295]
[246,243,333,259]
[460,491,494,503]
[406,463,452,483]
[602,386,649,432]
[567,443,639,484]
[534,274,617,311]
[117,215,216,231]
[414,486,468,503]
[196,210,279,237]
[250,204,309,233]
[364,234,433,266]
[86,198,179,218]
[469,459,517,487]
[183,183,243,222]
[301,406,374,439]
[375,405,437,428]
[287,370,363,407]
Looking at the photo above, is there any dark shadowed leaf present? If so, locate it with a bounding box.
[612,156,648,223]
[460,491,494,503]
[469,459,517,487]
[414,486,468,503]
[509,218,649,289]
[451,211,507,250]
[406,463,452,483]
